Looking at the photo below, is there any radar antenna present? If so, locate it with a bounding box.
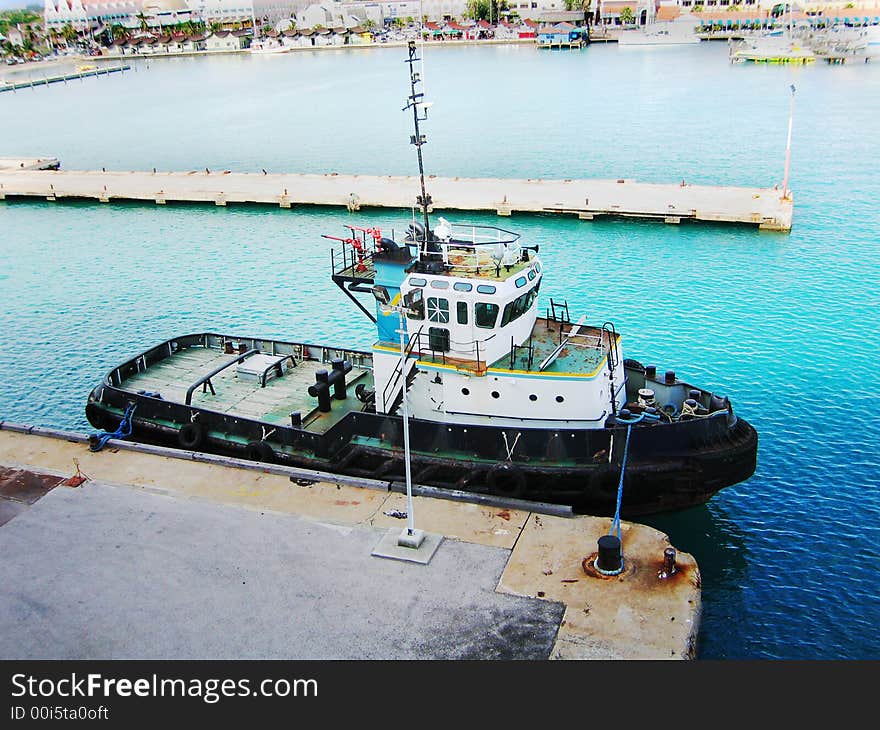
[403,40,433,256]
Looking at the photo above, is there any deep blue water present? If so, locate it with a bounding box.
[1,42,878,659]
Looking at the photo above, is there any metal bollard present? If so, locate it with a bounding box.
[660,547,677,579]
[595,534,623,575]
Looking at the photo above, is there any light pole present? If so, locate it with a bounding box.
[396,306,421,546]
[373,285,424,549]
[781,84,796,200]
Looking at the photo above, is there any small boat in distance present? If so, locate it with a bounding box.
[731,34,816,63]
[250,39,289,55]
[84,42,758,516]
[731,5,816,64]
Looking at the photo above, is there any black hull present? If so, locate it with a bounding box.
[86,378,757,517]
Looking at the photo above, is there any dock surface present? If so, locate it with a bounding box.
[0,156,60,171]
[0,165,793,231]
[0,65,129,92]
[0,425,701,660]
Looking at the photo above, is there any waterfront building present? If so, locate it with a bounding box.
[661,1,880,16]
[203,27,252,47]
[594,1,655,25]
[196,0,306,28]
[44,1,141,31]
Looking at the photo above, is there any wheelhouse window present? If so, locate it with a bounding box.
[475,302,499,329]
[427,297,450,323]
[476,284,496,295]
[500,282,541,327]
[453,282,473,292]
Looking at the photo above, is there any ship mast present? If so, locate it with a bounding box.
[404,40,432,253]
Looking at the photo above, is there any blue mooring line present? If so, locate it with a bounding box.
[609,411,647,542]
[89,402,137,452]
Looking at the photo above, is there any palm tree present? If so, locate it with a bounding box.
[136,12,149,33]
[61,21,77,48]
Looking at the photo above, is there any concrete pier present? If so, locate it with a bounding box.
[0,65,130,93]
[0,157,60,171]
[0,164,793,231]
[0,424,702,659]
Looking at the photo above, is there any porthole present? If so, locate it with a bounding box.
[529,394,538,401]
[491,391,500,399]
[461,388,470,396]
[556,395,564,403]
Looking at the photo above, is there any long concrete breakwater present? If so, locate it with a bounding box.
[0,164,794,230]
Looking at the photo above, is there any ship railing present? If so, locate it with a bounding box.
[407,330,489,374]
[185,349,259,405]
[329,242,375,281]
[381,325,425,412]
[424,224,523,272]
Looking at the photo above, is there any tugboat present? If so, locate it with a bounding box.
[85,42,757,516]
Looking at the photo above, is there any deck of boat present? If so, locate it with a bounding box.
[122,345,371,433]
[494,317,614,375]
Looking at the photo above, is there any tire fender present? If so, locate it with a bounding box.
[245,440,274,464]
[178,422,206,451]
[486,462,527,498]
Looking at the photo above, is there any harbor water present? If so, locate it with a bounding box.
[1,42,878,659]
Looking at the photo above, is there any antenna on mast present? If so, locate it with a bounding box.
[403,40,433,254]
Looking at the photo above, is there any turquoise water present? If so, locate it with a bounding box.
[1,43,879,659]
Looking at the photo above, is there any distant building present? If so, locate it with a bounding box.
[660,1,880,13]
[196,1,308,27]
[44,1,140,31]
[44,0,308,34]
[204,28,251,47]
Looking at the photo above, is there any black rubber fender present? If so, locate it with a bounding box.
[177,422,206,451]
[85,403,107,430]
[485,462,527,499]
[245,440,274,464]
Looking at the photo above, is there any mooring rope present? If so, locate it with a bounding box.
[609,411,645,541]
[89,402,137,452]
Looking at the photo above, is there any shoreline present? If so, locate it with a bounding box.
[0,38,544,78]
[107,37,543,62]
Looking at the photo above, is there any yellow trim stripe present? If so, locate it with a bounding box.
[379,292,401,317]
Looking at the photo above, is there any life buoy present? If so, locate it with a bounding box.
[245,440,274,464]
[486,462,527,499]
[178,422,206,451]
